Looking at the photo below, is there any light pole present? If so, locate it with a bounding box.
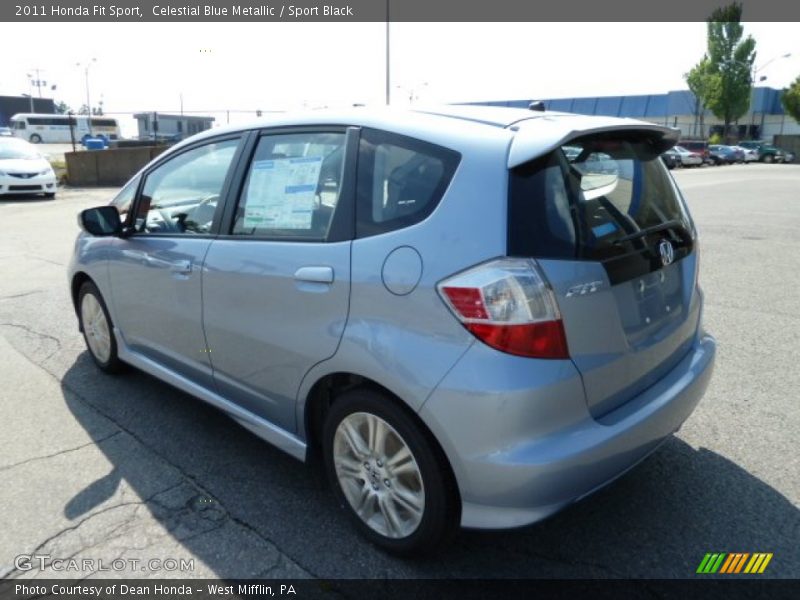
[750,53,791,137]
[77,58,97,135]
[26,68,48,103]
[754,52,792,81]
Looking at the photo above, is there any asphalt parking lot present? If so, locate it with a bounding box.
[0,164,798,580]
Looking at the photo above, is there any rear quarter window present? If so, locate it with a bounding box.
[355,128,460,238]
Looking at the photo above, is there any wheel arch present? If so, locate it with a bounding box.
[302,371,460,508]
[303,372,402,457]
[70,271,94,329]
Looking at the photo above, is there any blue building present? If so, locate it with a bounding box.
[467,87,798,142]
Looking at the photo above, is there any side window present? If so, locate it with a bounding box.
[231,132,345,240]
[110,175,141,225]
[135,138,239,235]
[356,128,460,238]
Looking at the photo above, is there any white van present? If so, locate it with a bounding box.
[9,113,121,144]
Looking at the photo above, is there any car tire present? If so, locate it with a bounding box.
[322,388,459,556]
[29,134,42,143]
[78,281,124,374]
[763,154,773,163]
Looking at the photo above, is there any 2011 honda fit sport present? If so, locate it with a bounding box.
[69,106,716,555]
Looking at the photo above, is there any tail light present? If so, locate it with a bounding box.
[437,258,569,359]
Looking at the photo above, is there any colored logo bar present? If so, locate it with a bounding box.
[696,553,773,574]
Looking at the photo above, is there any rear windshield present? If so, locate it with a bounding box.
[509,133,694,284]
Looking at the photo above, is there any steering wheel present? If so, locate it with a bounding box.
[147,194,220,233]
[196,193,220,209]
[185,194,220,232]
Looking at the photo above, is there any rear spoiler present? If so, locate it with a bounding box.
[508,115,680,168]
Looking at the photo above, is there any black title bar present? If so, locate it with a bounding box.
[3,0,800,22]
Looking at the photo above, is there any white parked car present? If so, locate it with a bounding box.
[672,146,704,167]
[0,137,57,198]
[732,145,759,163]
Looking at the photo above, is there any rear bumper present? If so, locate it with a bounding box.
[420,333,716,529]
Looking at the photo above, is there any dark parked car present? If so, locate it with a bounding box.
[708,145,744,165]
[738,141,785,163]
[661,148,682,169]
[679,140,711,164]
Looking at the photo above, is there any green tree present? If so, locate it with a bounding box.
[782,75,800,123]
[54,101,72,114]
[684,56,714,138]
[703,3,756,141]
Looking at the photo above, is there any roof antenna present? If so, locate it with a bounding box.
[528,101,545,112]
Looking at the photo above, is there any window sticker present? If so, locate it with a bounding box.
[243,156,323,230]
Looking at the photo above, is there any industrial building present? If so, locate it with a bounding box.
[469,87,798,142]
[133,113,215,139]
[0,96,55,127]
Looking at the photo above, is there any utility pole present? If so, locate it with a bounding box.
[385,0,390,105]
[27,68,48,103]
[34,68,43,97]
[748,53,791,137]
[77,58,97,135]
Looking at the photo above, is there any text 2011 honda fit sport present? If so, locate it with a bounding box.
[69,106,715,555]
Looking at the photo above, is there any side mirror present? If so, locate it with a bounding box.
[78,206,122,236]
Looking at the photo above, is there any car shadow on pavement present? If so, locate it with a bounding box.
[60,352,799,579]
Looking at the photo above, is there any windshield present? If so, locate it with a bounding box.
[509,133,694,283]
[0,140,42,160]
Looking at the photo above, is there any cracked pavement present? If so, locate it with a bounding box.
[0,169,799,579]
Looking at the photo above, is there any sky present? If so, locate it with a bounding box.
[1,22,798,136]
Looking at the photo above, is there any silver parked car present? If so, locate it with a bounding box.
[69,106,715,555]
[672,145,704,167]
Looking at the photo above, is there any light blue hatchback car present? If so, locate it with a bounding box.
[69,106,716,555]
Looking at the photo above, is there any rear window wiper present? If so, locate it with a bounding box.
[612,219,690,245]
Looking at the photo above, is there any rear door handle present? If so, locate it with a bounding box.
[170,259,193,275]
[294,266,334,284]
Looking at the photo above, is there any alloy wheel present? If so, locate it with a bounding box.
[333,411,425,539]
[81,293,111,363]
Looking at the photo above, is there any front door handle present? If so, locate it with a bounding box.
[294,266,334,284]
[170,259,193,275]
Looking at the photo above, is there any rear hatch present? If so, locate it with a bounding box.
[508,120,701,418]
